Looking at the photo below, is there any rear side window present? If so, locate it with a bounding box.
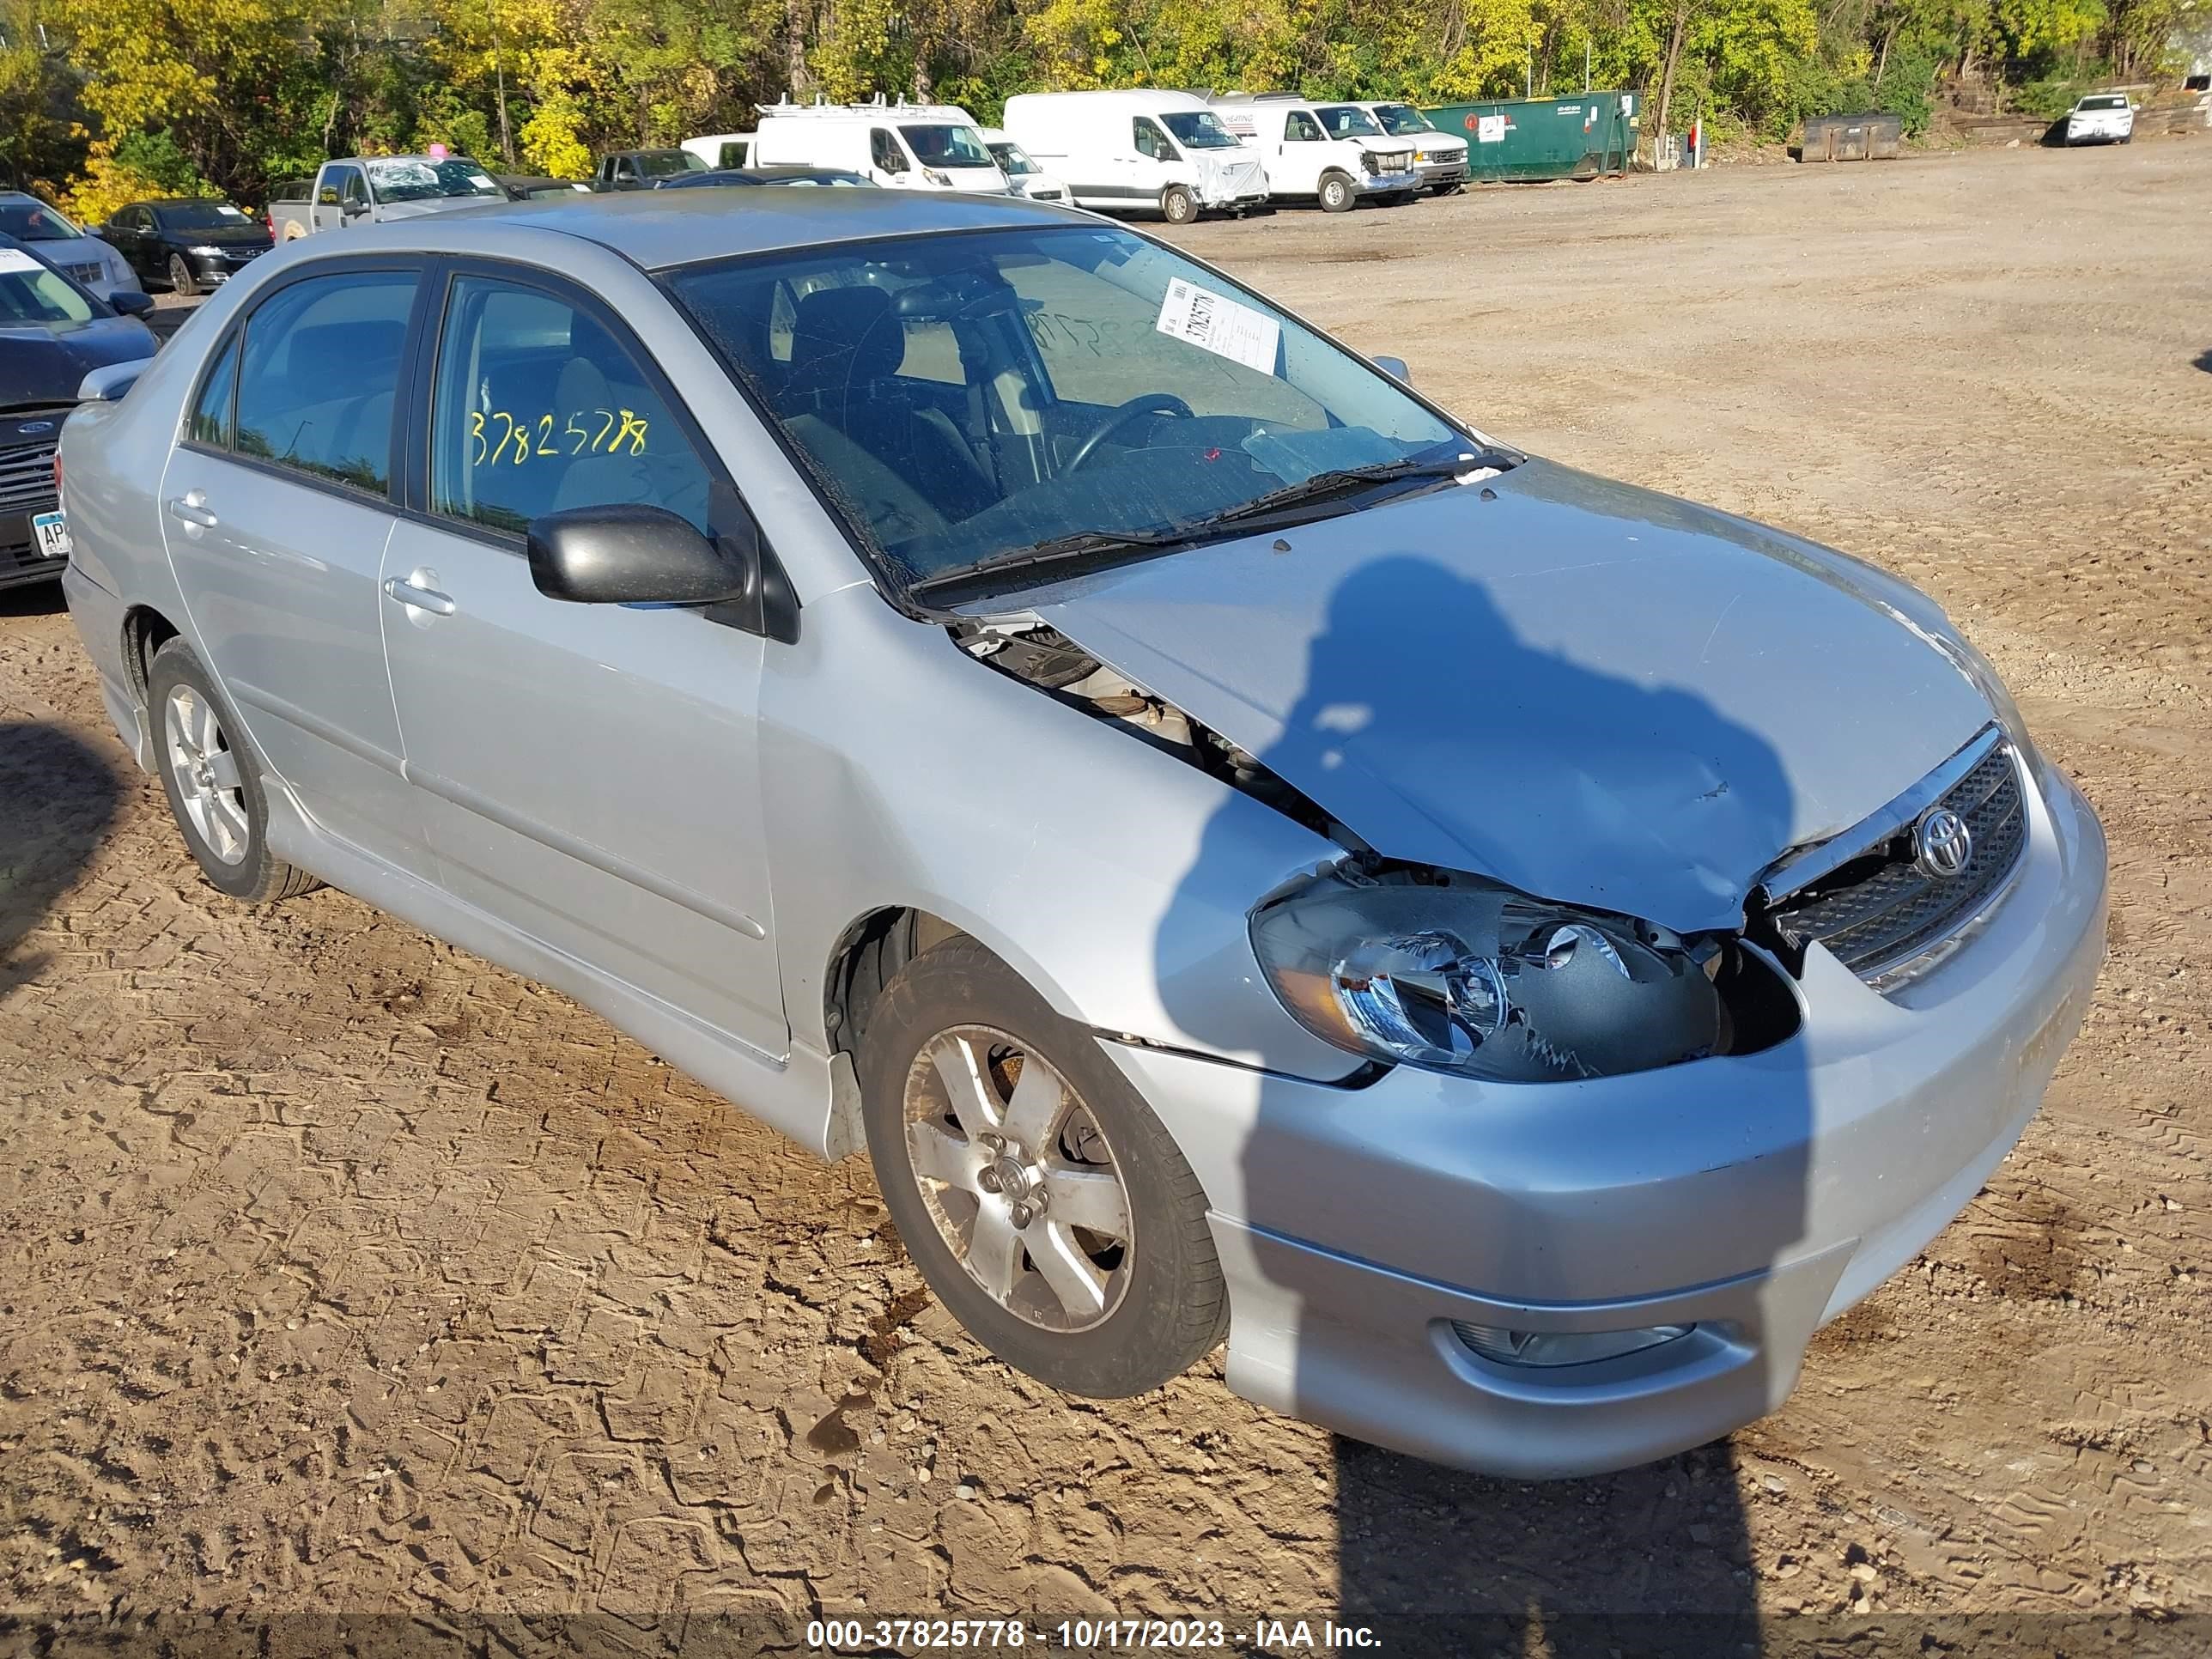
[428,273,713,537]
[189,333,240,448]
[232,270,416,493]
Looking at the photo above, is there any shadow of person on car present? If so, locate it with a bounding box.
[0,718,124,1001]
[1153,548,1812,1656]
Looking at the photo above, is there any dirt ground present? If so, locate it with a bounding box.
[3,138,2209,1656]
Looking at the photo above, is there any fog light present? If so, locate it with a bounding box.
[1450,1320,1692,1368]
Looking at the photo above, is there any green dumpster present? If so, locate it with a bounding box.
[1420,92,1636,182]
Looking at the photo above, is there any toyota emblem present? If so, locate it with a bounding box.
[1913,806,1973,878]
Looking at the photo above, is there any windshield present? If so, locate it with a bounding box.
[1316,106,1383,138]
[365,158,503,202]
[0,247,97,325]
[1159,111,1240,150]
[667,224,1467,593]
[159,202,253,230]
[2077,94,2128,110]
[0,202,80,241]
[640,150,707,178]
[1370,104,1434,137]
[902,125,994,167]
[988,143,1040,176]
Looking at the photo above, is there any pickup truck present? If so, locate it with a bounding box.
[270,155,507,240]
[593,149,709,190]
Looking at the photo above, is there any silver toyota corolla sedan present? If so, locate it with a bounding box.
[55,190,2106,1476]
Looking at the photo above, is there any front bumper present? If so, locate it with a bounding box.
[0,500,64,592]
[1358,168,1421,194]
[1416,158,1468,186]
[1100,766,2107,1476]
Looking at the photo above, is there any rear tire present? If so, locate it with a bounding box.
[147,639,320,903]
[167,253,200,298]
[1159,184,1197,225]
[1319,172,1356,213]
[858,939,1227,1397]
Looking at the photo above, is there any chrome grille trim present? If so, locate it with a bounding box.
[0,441,60,514]
[1756,725,2031,989]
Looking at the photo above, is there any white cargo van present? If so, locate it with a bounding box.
[1357,101,1469,193]
[1000,89,1269,223]
[751,99,1008,193]
[1210,93,1420,211]
[978,130,1068,203]
[683,131,754,171]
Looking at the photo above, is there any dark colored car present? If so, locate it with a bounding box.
[496,174,593,201]
[594,149,708,190]
[98,198,274,296]
[655,166,873,190]
[0,234,156,589]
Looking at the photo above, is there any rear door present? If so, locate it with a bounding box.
[158,259,431,871]
[378,260,787,1057]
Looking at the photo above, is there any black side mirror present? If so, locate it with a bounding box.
[110,289,155,317]
[527,503,757,607]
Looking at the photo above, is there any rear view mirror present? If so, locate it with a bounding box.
[527,503,755,607]
[1372,354,1412,385]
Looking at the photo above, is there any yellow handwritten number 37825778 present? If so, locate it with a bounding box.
[468,407,651,466]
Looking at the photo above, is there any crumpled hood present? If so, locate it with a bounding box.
[1016,459,1995,932]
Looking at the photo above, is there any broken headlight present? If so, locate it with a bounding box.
[1250,864,1741,1083]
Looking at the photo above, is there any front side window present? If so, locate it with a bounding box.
[0,246,95,325]
[429,274,713,537]
[364,158,501,203]
[989,143,1040,176]
[1283,112,1323,143]
[902,125,992,167]
[669,225,1463,592]
[1158,111,1239,149]
[1133,118,1174,161]
[233,270,416,492]
[870,129,908,173]
[1316,106,1382,138]
[1370,104,1433,137]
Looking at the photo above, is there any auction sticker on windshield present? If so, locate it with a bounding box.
[33,510,70,560]
[1156,277,1280,375]
[0,248,46,276]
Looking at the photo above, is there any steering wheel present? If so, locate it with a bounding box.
[1064,392,1197,474]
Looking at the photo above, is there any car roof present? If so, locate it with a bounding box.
[408,185,1080,270]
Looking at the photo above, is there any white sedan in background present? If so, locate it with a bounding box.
[2065,94,2136,145]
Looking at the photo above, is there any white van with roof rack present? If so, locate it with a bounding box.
[1210,93,1420,211]
[752,97,1009,194]
[1000,89,1269,223]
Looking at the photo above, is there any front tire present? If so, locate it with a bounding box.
[148,639,320,903]
[858,939,1227,1397]
[167,253,200,297]
[1319,172,1356,213]
[1159,184,1197,225]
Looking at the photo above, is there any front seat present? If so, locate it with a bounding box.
[781,285,994,520]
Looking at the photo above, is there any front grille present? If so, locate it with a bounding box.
[0,440,59,514]
[64,262,105,285]
[1765,734,2028,986]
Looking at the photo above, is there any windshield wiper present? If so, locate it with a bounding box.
[907,526,1190,600]
[1178,448,1520,534]
[905,448,1522,604]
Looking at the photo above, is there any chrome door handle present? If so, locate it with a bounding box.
[382,576,455,617]
[165,496,218,529]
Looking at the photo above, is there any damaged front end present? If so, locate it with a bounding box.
[955,613,1802,1079]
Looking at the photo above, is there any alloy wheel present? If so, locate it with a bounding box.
[162,684,249,865]
[901,1024,1135,1334]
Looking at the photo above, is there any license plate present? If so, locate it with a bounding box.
[33,509,70,560]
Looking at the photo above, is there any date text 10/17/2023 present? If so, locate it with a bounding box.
[805,1620,1383,1651]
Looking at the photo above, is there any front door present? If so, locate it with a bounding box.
[157,262,428,868]
[379,265,787,1057]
